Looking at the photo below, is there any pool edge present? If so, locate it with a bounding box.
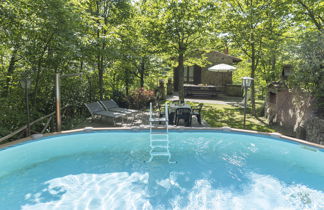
[1,127,323,150]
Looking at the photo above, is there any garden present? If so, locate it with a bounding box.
[0,0,322,143]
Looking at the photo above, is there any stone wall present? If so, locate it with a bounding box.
[205,51,235,65]
[201,71,232,86]
[200,51,235,87]
[276,89,313,131]
[265,87,324,144]
[305,117,324,144]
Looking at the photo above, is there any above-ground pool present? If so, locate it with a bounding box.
[0,130,323,210]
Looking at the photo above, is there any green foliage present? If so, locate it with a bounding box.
[0,96,26,137]
[291,0,323,31]
[291,31,324,92]
[288,31,324,113]
[141,0,217,58]
[1,0,323,140]
[140,0,218,101]
[219,0,292,114]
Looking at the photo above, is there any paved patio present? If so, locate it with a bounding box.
[79,110,209,129]
[79,94,243,129]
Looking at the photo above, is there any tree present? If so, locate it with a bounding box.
[0,0,89,135]
[293,0,323,31]
[221,0,290,115]
[291,31,324,100]
[116,17,160,89]
[85,0,131,100]
[141,0,217,102]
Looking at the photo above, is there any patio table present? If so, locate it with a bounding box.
[168,104,191,125]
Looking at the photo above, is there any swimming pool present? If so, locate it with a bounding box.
[0,130,323,209]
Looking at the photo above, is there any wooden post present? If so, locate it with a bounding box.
[55,73,61,132]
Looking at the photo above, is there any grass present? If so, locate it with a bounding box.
[193,102,274,132]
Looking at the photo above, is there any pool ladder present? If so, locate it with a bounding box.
[147,103,175,163]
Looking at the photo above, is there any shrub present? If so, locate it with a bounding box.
[128,88,155,110]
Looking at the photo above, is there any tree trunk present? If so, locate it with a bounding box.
[96,0,104,100]
[271,52,276,74]
[97,30,106,101]
[88,75,92,102]
[139,58,145,88]
[3,48,17,97]
[296,0,322,31]
[173,66,179,91]
[32,33,54,106]
[98,54,104,100]
[140,73,144,88]
[33,58,42,106]
[178,52,185,103]
[251,43,256,116]
[125,72,129,96]
[80,60,83,72]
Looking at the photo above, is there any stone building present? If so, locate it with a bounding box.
[173,51,242,97]
[265,65,324,144]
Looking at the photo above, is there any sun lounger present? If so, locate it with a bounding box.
[100,99,139,114]
[85,102,126,125]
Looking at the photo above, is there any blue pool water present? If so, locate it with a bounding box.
[0,130,323,210]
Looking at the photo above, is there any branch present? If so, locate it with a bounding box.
[296,0,322,31]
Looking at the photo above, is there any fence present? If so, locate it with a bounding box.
[0,106,69,144]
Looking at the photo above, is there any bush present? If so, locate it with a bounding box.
[128,88,155,110]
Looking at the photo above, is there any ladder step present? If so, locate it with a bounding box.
[148,103,173,162]
[151,141,168,148]
[150,151,170,156]
[151,139,168,142]
[150,132,168,135]
[151,145,168,149]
